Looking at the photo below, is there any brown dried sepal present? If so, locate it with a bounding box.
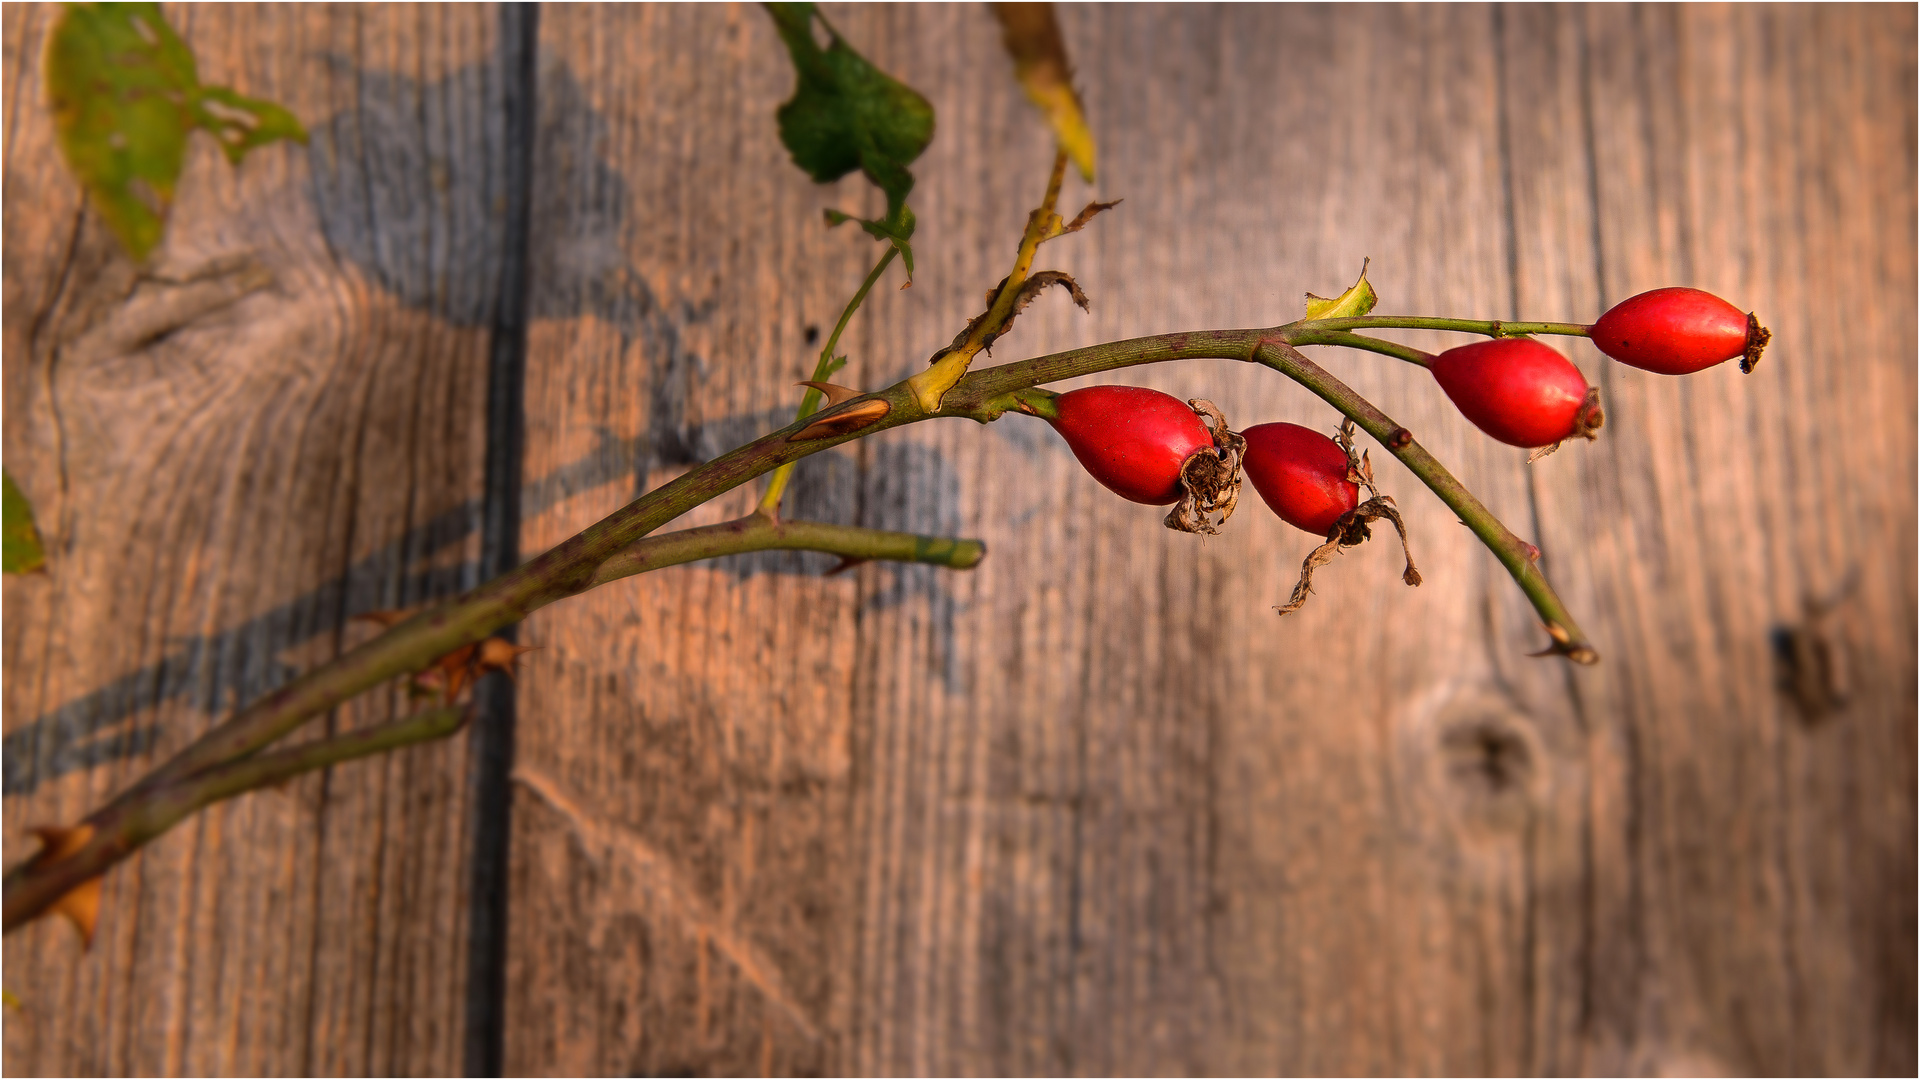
[1741,313,1771,374]
[1165,399,1247,535]
[1527,386,1606,463]
[1275,496,1422,616]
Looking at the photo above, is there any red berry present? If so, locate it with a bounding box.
[1430,338,1596,448]
[1591,287,1757,375]
[1048,386,1214,505]
[1241,423,1359,535]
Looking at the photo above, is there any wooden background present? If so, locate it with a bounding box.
[4,4,1913,1075]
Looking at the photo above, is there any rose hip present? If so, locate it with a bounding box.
[1048,385,1215,504]
[1241,423,1359,534]
[1430,338,1600,448]
[1590,287,1767,375]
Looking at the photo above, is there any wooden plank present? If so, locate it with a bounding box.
[509,4,1912,1077]
[3,4,515,1074]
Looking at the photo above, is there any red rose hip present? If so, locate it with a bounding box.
[1241,422,1359,535]
[1430,338,1599,448]
[1048,385,1215,504]
[1590,287,1766,375]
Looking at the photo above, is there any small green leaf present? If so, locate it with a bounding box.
[992,3,1095,181]
[765,2,933,228]
[824,203,916,278]
[4,470,47,574]
[1305,260,1378,321]
[46,2,308,261]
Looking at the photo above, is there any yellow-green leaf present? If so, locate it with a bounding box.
[3,470,46,574]
[992,3,1095,182]
[46,2,307,261]
[1305,260,1378,320]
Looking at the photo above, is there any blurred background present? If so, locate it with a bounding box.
[4,4,1913,1075]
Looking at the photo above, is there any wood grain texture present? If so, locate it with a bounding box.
[3,4,515,1074]
[1,3,1910,1077]
[507,4,1914,1077]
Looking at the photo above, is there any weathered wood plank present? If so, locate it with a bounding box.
[3,4,517,1074]
[2,3,1909,1077]
[508,4,1912,1077]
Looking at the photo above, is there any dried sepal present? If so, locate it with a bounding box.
[1276,496,1422,615]
[1527,386,1606,463]
[1041,199,1122,245]
[1741,313,1771,374]
[1164,399,1247,535]
[1010,270,1091,317]
[1333,418,1381,499]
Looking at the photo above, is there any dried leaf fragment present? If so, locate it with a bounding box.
[3,469,46,574]
[1304,259,1377,321]
[992,3,1096,180]
[1010,270,1090,317]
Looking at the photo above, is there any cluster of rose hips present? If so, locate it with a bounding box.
[1042,287,1765,605]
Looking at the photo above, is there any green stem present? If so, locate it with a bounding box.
[759,245,899,514]
[1301,316,1593,338]
[3,320,1599,931]
[590,514,984,587]
[1286,328,1437,368]
[161,707,469,819]
[1250,338,1598,665]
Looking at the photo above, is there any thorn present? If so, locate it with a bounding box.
[31,825,102,948]
[825,556,868,576]
[789,399,892,441]
[796,381,862,407]
[476,637,539,679]
[352,609,410,628]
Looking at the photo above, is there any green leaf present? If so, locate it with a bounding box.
[4,470,47,574]
[765,2,934,228]
[1305,260,1378,320]
[991,3,1095,182]
[825,203,917,277]
[46,2,308,261]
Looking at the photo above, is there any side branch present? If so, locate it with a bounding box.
[1250,339,1599,664]
[589,515,985,587]
[4,320,1597,932]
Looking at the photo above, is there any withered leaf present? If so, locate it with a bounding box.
[47,3,306,260]
[1305,259,1378,321]
[991,3,1096,180]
